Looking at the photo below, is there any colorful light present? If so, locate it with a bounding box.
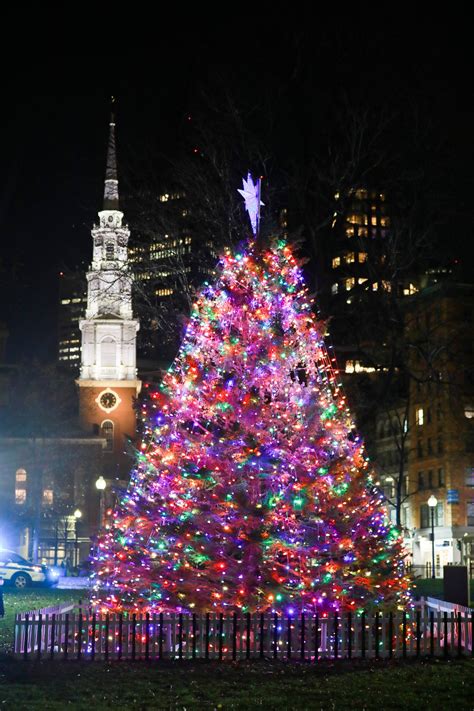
[91,233,410,615]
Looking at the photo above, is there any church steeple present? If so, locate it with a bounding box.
[103,105,119,211]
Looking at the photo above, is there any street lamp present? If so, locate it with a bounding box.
[73,509,82,568]
[428,495,438,579]
[95,476,107,530]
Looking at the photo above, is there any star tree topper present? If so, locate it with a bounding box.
[238,172,264,236]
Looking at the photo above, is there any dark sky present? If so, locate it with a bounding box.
[1,10,473,362]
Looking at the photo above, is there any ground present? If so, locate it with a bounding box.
[0,588,473,710]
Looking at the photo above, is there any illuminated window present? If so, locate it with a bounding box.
[380,217,390,227]
[379,193,386,201]
[355,189,368,200]
[403,283,418,296]
[383,477,395,499]
[15,468,27,504]
[347,214,368,226]
[381,281,392,292]
[358,277,368,285]
[358,227,368,237]
[416,408,424,426]
[61,299,71,305]
[345,227,355,238]
[16,469,27,483]
[345,278,355,291]
[331,283,339,295]
[372,282,378,291]
[332,257,341,268]
[358,252,367,263]
[159,193,170,202]
[371,216,377,226]
[42,489,54,506]
[15,489,26,504]
[344,360,375,374]
[465,404,474,419]
[101,420,114,452]
[155,288,174,297]
[345,252,355,264]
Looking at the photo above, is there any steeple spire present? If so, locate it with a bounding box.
[103,98,119,210]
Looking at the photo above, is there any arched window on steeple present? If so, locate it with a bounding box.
[101,420,114,452]
[100,336,116,367]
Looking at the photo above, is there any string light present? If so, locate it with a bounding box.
[91,235,410,615]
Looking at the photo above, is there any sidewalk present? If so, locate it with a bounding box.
[56,576,91,589]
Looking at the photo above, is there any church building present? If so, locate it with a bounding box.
[76,114,141,478]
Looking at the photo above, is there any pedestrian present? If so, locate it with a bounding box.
[0,576,4,619]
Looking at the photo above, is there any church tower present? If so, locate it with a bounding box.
[77,112,141,476]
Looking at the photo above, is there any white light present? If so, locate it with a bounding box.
[96,476,107,491]
[73,509,82,519]
[427,495,438,508]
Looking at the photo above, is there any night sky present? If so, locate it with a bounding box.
[1,11,472,362]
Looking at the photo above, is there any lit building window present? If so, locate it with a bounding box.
[355,189,368,200]
[15,489,26,505]
[345,252,355,264]
[331,283,339,295]
[416,408,424,426]
[345,278,355,291]
[372,282,378,291]
[380,217,390,227]
[358,227,368,238]
[345,360,375,374]
[347,214,368,226]
[61,299,71,305]
[403,283,418,296]
[101,420,114,452]
[332,257,341,269]
[42,489,54,506]
[371,216,377,226]
[15,468,27,505]
[381,281,392,292]
[155,288,174,297]
[358,277,368,285]
[345,227,355,238]
[358,252,367,263]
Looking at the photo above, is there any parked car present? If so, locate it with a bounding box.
[0,549,58,589]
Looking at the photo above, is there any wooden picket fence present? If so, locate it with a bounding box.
[13,605,474,661]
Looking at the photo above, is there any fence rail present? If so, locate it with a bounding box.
[13,608,474,661]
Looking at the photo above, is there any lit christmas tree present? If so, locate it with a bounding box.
[92,175,410,614]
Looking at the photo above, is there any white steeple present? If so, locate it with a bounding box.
[78,109,139,382]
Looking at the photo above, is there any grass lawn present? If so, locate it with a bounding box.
[413,578,474,606]
[1,588,473,709]
[0,588,87,655]
[0,657,473,710]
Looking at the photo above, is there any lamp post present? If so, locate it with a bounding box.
[95,476,107,530]
[73,508,82,568]
[428,495,438,579]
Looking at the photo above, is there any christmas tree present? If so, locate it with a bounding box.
[92,175,410,615]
